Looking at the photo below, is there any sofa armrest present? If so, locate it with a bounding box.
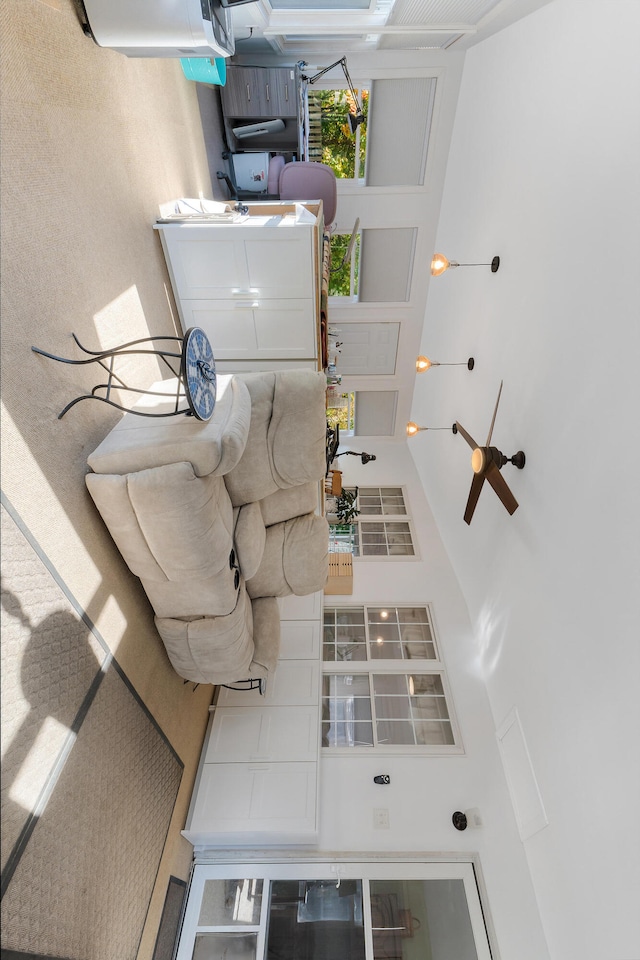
[87,374,251,477]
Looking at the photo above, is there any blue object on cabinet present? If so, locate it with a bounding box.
[180,58,227,86]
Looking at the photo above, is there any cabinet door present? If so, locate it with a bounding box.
[279,620,321,660]
[159,229,249,299]
[279,591,323,621]
[206,705,319,763]
[217,660,320,707]
[187,762,318,839]
[179,300,316,360]
[160,226,315,301]
[267,68,297,118]
[221,67,267,117]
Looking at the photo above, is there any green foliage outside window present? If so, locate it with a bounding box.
[308,88,368,179]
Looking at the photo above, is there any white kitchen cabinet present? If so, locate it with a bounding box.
[216,659,320,707]
[183,587,324,847]
[154,206,321,364]
[279,619,321,660]
[204,705,319,763]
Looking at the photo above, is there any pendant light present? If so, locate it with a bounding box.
[416,355,474,372]
[431,253,500,276]
[406,422,458,437]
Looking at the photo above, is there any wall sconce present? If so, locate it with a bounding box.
[416,355,474,372]
[431,253,500,276]
[406,422,458,437]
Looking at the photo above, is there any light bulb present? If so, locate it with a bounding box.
[416,355,432,373]
[406,421,420,437]
[380,610,389,619]
[431,253,450,276]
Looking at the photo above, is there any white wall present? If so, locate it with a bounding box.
[319,441,550,960]
[409,3,640,959]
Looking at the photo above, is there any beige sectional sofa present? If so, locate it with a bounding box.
[85,370,329,688]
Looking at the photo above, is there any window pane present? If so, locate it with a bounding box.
[372,674,410,696]
[415,720,455,745]
[375,696,411,719]
[322,720,374,747]
[376,720,415,745]
[199,880,263,926]
[370,640,403,660]
[268,880,365,960]
[193,934,257,960]
[411,674,445,696]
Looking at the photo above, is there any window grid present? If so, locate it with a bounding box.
[347,486,415,558]
[322,605,458,751]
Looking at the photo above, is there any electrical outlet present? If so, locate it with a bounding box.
[373,807,390,829]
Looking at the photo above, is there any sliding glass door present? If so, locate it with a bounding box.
[177,862,491,960]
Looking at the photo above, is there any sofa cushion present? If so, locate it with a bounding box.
[144,561,241,620]
[224,370,326,507]
[155,586,254,685]
[246,512,329,599]
[247,597,281,677]
[259,482,319,527]
[86,471,167,582]
[86,462,234,585]
[87,374,251,478]
[233,501,266,580]
[269,370,327,488]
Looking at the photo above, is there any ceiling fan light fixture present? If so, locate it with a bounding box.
[471,447,486,474]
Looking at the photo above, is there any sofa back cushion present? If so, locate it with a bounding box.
[259,481,319,527]
[224,370,327,507]
[246,512,329,599]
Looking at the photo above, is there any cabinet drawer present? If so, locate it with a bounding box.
[178,300,316,360]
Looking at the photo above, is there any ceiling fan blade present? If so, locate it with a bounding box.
[464,473,485,525]
[455,422,479,451]
[485,380,504,446]
[485,461,519,515]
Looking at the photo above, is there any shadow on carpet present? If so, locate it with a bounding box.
[1,497,184,960]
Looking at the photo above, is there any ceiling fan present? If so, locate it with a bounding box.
[455,381,525,525]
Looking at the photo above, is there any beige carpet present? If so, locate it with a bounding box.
[1,498,184,960]
[1,0,223,956]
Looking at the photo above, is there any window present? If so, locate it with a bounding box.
[349,487,416,558]
[307,87,368,180]
[322,605,460,752]
[328,231,360,297]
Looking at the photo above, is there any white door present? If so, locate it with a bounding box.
[177,861,493,960]
[332,323,400,375]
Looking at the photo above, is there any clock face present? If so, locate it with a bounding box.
[181,327,217,421]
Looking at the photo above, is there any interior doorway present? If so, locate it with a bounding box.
[177,861,492,960]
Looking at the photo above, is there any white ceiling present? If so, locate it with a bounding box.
[408,2,640,958]
[231,0,552,55]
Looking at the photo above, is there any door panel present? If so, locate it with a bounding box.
[332,323,399,375]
